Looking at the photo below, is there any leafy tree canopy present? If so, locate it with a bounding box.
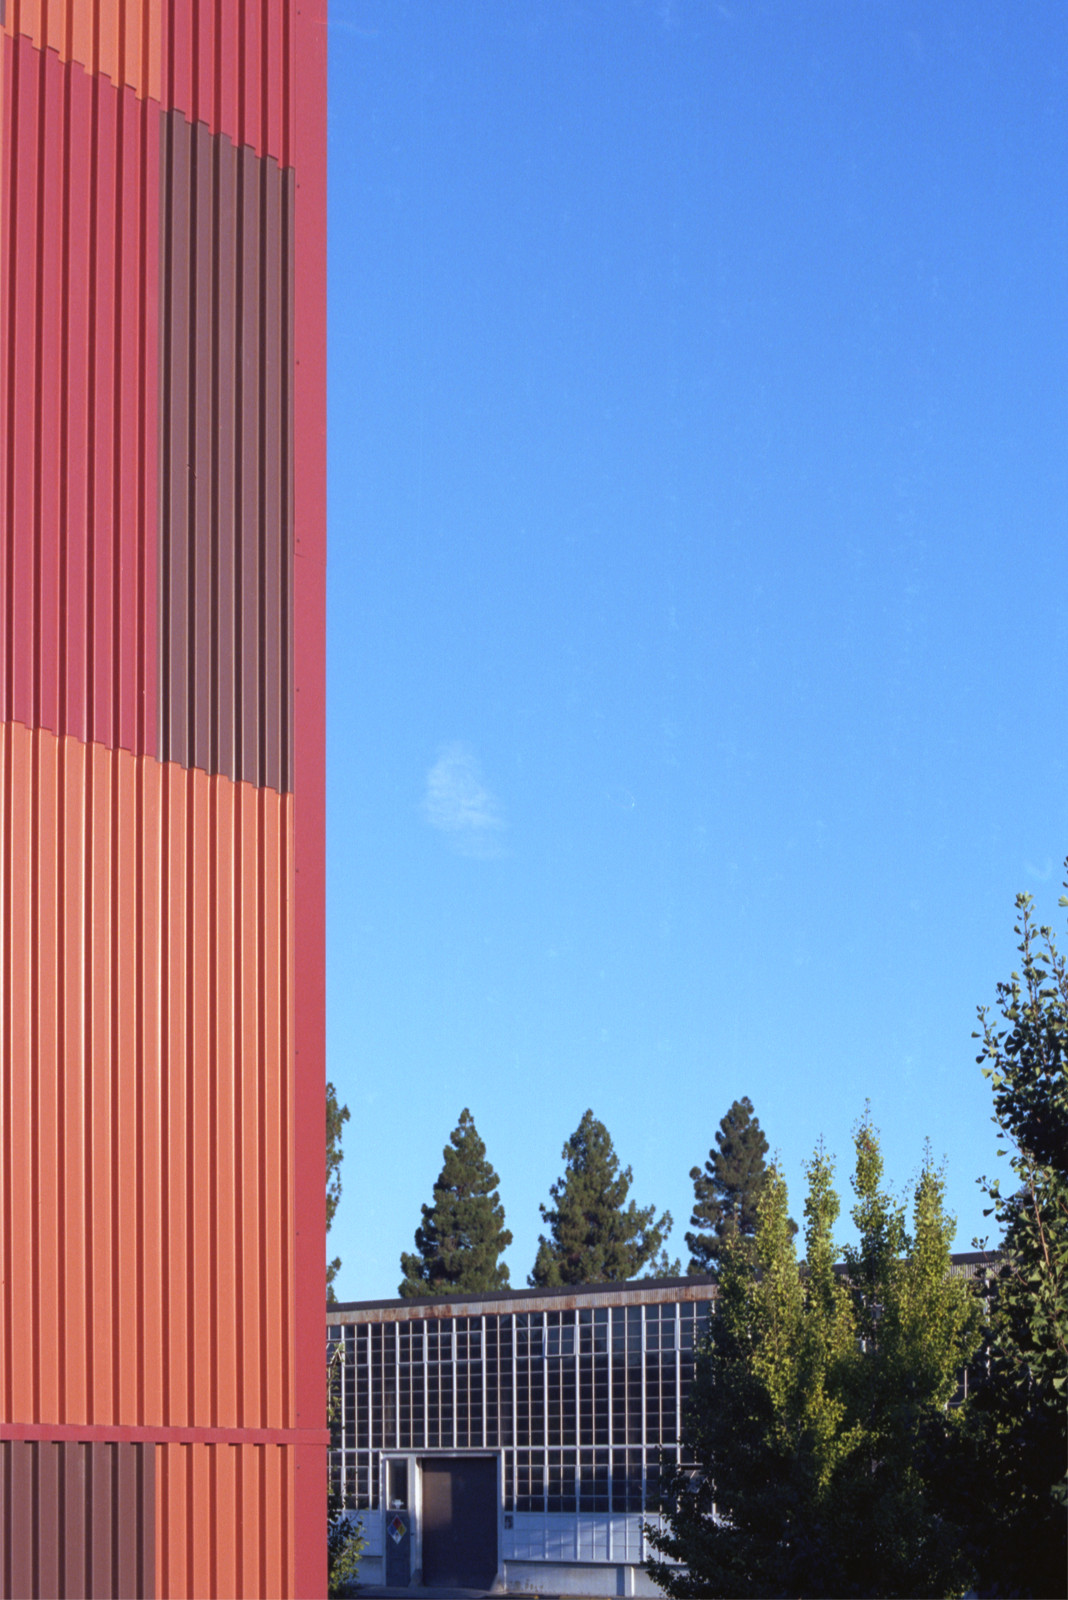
[686,1096,774,1276]
[958,872,1068,1594]
[399,1109,512,1298]
[530,1110,673,1287]
[976,877,1068,1393]
[326,1082,351,1303]
[647,1115,980,1599]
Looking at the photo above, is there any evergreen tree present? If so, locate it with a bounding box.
[685,1096,772,1275]
[399,1110,512,1297]
[530,1110,672,1287]
[326,1081,351,1303]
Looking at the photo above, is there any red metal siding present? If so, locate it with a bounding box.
[1,3,325,1592]
[2,0,298,160]
[0,34,159,756]
[3,0,301,164]
[156,1442,293,1600]
[163,0,294,168]
[157,111,293,793]
[1,0,162,103]
[0,723,294,1433]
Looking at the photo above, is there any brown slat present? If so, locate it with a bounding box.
[282,170,296,794]
[191,123,215,780]
[261,160,283,792]
[158,115,293,793]
[0,1440,154,1600]
[63,1443,89,1600]
[115,1441,141,1599]
[213,136,239,780]
[158,112,193,775]
[35,1441,61,1599]
[239,142,264,789]
[89,1440,113,1599]
[2,1441,35,1599]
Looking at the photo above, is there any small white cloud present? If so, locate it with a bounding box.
[423,743,506,858]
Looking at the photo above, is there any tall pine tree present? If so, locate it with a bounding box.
[399,1109,512,1297]
[530,1110,672,1286]
[686,1096,770,1276]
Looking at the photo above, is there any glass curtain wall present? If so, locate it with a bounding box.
[328,1297,713,1516]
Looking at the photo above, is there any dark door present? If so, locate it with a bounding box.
[420,1457,498,1588]
[384,1510,411,1586]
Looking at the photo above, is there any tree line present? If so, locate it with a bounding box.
[328,870,1067,1596]
[396,1094,778,1298]
[646,876,1067,1598]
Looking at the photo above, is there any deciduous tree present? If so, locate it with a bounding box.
[955,874,1068,1595]
[647,1117,980,1598]
[399,1110,512,1297]
[531,1110,673,1287]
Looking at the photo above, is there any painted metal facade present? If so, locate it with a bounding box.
[0,4,327,1595]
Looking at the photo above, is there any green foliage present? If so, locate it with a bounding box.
[327,1339,366,1596]
[645,1245,684,1279]
[399,1109,512,1297]
[646,1119,981,1599]
[326,1082,351,1302]
[327,1510,367,1599]
[530,1110,673,1286]
[976,880,1068,1395]
[686,1097,772,1276]
[958,873,1068,1594]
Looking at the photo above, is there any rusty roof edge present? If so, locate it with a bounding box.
[324,1251,1000,1326]
[326,1275,718,1323]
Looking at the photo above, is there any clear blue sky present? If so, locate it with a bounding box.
[325,0,1066,1304]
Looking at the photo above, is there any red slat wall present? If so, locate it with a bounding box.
[0,35,159,756]
[0,3,326,1593]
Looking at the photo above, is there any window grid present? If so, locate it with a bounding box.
[329,1299,712,1514]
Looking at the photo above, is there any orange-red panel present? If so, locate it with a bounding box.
[115,750,141,1426]
[213,782,239,1429]
[1,0,162,102]
[239,779,264,1427]
[190,770,214,1430]
[156,1443,295,1600]
[2,725,33,1421]
[0,724,294,1433]
[213,1429,239,1599]
[140,756,165,1428]
[33,733,60,1425]
[60,737,90,1423]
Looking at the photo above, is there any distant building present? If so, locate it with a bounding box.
[327,1276,715,1597]
[327,1254,992,1595]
